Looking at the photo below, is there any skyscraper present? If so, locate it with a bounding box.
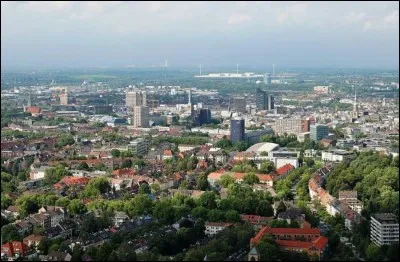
[256,88,267,110]
[133,106,149,128]
[125,91,147,107]
[267,94,275,110]
[310,124,329,141]
[230,117,245,142]
[197,108,212,126]
[59,88,68,105]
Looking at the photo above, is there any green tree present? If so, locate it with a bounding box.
[68,199,87,215]
[243,173,260,185]
[259,160,276,174]
[219,174,235,187]
[198,191,218,209]
[138,183,151,194]
[121,159,133,168]
[111,149,121,158]
[77,162,90,171]
[153,200,176,225]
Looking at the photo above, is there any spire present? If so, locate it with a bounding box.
[188,88,192,105]
[353,86,357,112]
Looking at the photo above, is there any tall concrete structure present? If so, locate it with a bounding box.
[230,117,245,142]
[232,97,247,113]
[370,213,399,246]
[256,88,267,110]
[267,94,275,110]
[352,87,358,119]
[27,90,32,107]
[125,91,147,107]
[310,124,329,141]
[133,106,149,128]
[59,88,68,105]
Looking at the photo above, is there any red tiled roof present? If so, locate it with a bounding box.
[1,241,28,257]
[54,176,89,189]
[26,107,41,114]
[275,239,313,249]
[251,226,321,244]
[276,164,294,176]
[208,172,223,180]
[163,150,173,156]
[313,236,329,250]
[257,174,273,181]
[113,168,135,177]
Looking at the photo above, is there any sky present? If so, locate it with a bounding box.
[1,1,399,69]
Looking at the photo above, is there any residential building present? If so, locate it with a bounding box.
[230,117,245,142]
[273,118,303,136]
[1,241,29,260]
[23,234,43,250]
[128,138,150,157]
[125,91,147,107]
[310,124,329,141]
[113,211,129,227]
[204,222,232,236]
[59,89,68,105]
[370,213,399,246]
[133,106,149,128]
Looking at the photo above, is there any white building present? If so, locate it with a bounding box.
[133,106,149,128]
[204,222,232,236]
[370,213,399,246]
[128,138,150,156]
[321,150,354,162]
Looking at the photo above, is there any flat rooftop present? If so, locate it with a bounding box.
[372,213,398,224]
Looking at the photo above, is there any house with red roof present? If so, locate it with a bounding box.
[249,226,328,260]
[1,241,29,259]
[112,168,136,178]
[275,164,295,178]
[25,106,42,117]
[162,150,173,160]
[54,176,90,190]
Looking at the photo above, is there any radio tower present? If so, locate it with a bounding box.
[272,64,275,76]
[199,64,202,75]
[236,64,239,74]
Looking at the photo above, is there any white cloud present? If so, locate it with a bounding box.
[363,21,373,32]
[345,12,366,24]
[277,3,308,25]
[384,10,399,26]
[228,13,252,25]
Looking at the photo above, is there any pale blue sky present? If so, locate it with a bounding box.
[1,1,399,69]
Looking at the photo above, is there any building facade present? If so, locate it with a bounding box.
[133,106,149,128]
[231,97,247,113]
[370,213,399,246]
[310,124,329,141]
[128,138,150,156]
[273,118,303,136]
[230,117,245,142]
[125,91,147,107]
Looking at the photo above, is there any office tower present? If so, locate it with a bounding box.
[125,91,147,107]
[273,118,303,136]
[232,97,246,113]
[256,88,267,110]
[133,106,149,128]
[310,124,329,141]
[197,108,212,126]
[59,88,68,105]
[266,94,275,110]
[301,119,310,132]
[370,213,399,246]
[230,117,245,142]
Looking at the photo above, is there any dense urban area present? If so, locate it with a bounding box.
[1,67,399,261]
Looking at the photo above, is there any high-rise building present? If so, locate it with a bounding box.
[125,91,147,107]
[273,118,303,135]
[301,119,310,132]
[147,99,160,108]
[197,108,212,126]
[232,97,246,113]
[266,94,275,110]
[265,73,272,85]
[133,106,149,128]
[310,124,329,141]
[59,88,68,105]
[256,88,267,110]
[230,117,245,142]
[370,213,399,246]
[128,138,150,157]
